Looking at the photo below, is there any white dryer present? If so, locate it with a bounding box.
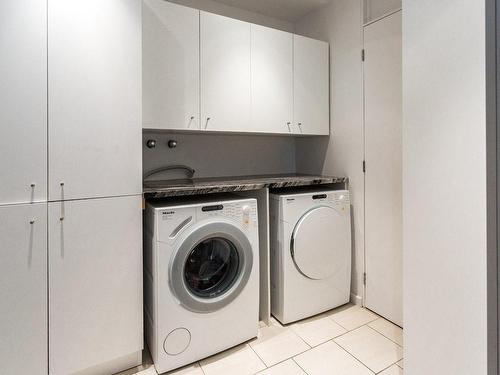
[144,195,259,374]
[269,189,351,324]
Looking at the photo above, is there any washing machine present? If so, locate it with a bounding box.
[144,195,259,374]
[269,189,351,324]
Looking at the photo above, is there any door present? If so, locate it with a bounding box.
[48,0,142,201]
[169,221,254,313]
[201,11,251,132]
[364,11,402,326]
[0,203,47,374]
[0,0,47,205]
[251,25,293,134]
[49,196,142,375]
[143,0,200,131]
[293,35,329,135]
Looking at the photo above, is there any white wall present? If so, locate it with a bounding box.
[294,0,365,302]
[143,132,296,180]
[167,0,294,32]
[403,1,488,374]
[363,0,401,23]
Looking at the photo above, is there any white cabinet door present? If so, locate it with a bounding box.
[201,12,251,132]
[143,0,200,131]
[48,0,142,201]
[364,11,402,326]
[251,25,293,134]
[293,35,329,135]
[0,0,47,205]
[0,203,47,374]
[49,196,142,375]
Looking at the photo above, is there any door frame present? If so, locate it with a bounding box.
[486,0,498,373]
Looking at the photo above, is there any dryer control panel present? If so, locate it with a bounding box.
[272,190,350,224]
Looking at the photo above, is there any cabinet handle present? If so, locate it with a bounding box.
[30,183,36,203]
[297,122,303,133]
[59,196,65,221]
[30,219,35,225]
[287,122,291,132]
[187,116,195,129]
[205,117,211,130]
[60,182,65,201]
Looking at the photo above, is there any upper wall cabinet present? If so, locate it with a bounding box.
[0,0,47,205]
[200,11,251,132]
[251,25,294,134]
[48,0,142,201]
[293,35,330,135]
[143,0,200,131]
[142,2,329,136]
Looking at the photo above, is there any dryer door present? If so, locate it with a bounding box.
[291,206,346,280]
[169,221,253,313]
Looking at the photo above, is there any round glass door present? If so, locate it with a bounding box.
[184,237,240,298]
[170,222,253,313]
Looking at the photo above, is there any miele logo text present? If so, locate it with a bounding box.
[162,211,175,215]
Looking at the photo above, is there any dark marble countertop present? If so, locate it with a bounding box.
[143,174,348,198]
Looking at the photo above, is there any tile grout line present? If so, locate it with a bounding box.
[250,308,388,374]
[329,339,377,374]
[365,322,404,348]
[376,362,401,374]
[327,316,379,341]
[245,342,268,370]
[248,323,312,372]
[334,323,403,371]
[327,307,380,332]
[291,357,310,375]
[250,340,312,372]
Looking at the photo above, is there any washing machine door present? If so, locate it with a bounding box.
[169,221,253,313]
[291,206,345,280]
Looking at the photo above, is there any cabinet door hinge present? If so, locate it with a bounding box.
[363,272,367,285]
[362,49,365,61]
[363,160,366,173]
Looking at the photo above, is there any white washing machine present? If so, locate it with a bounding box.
[269,189,351,324]
[144,195,259,374]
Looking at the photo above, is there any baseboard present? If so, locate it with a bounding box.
[350,293,363,306]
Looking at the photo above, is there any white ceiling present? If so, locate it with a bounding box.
[211,0,332,22]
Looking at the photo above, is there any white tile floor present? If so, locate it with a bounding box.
[117,304,403,375]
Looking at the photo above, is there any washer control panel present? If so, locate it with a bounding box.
[198,201,258,226]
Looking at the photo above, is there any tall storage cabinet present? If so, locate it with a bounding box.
[0,0,47,205]
[2,0,143,374]
[0,204,47,374]
[0,1,48,374]
[48,0,142,201]
[143,0,200,131]
[47,1,143,374]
